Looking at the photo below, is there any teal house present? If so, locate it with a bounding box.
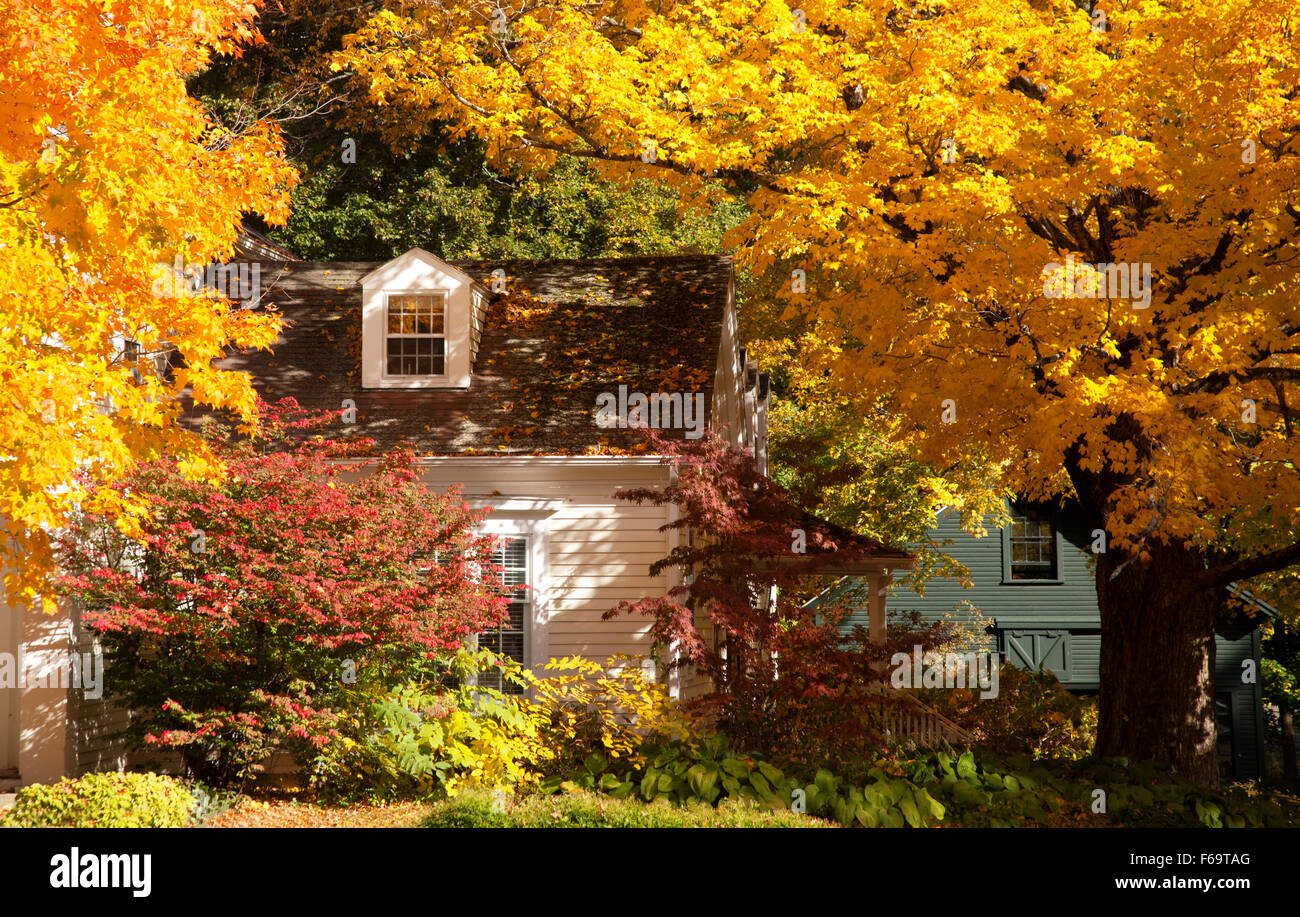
[827,500,1270,780]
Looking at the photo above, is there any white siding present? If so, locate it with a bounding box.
[415,457,675,669]
[0,589,18,775]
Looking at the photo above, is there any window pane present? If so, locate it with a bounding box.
[480,537,529,694]
[499,632,524,661]
[1010,511,1057,579]
[386,293,447,376]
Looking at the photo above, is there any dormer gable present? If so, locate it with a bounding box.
[360,247,489,389]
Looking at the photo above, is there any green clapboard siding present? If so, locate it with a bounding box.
[819,500,1266,779]
[887,504,1104,631]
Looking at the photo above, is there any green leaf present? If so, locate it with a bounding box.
[956,752,977,780]
[720,758,750,778]
[879,807,905,828]
[952,781,988,807]
[756,761,783,784]
[814,769,839,796]
[899,795,922,828]
[686,764,718,799]
[913,787,945,823]
[831,797,856,826]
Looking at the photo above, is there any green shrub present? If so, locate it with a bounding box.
[0,772,196,828]
[819,751,1300,828]
[548,733,949,826]
[313,647,543,800]
[555,735,1300,828]
[423,788,829,828]
[314,648,697,802]
[950,753,1300,828]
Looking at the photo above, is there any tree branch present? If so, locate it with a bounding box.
[1204,541,1300,587]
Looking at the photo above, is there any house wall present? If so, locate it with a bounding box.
[412,456,679,671]
[672,272,768,701]
[16,603,71,785]
[883,505,1103,637]
[710,276,768,470]
[0,591,18,776]
[1215,619,1265,779]
[65,599,128,777]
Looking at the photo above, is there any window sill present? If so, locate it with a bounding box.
[367,376,467,390]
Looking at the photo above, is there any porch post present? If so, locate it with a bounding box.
[868,569,888,643]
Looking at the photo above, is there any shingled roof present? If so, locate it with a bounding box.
[205,254,734,455]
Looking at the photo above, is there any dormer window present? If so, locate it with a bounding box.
[360,247,489,390]
[386,293,447,377]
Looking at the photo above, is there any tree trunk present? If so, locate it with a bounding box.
[1094,541,1220,786]
[1282,699,1298,788]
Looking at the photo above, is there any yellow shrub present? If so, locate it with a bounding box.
[521,654,696,774]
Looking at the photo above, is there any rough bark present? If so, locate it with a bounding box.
[1282,700,1298,787]
[1094,541,1221,786]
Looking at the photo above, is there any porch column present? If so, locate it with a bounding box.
[867,570,889,643]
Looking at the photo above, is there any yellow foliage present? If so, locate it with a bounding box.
[335,0,1300,566]
[521,654,696,769]
[0,0,297,606]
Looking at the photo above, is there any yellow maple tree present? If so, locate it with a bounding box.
[336,0,1300,782]
[0,0,296,609]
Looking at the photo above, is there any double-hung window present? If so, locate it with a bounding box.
[478,536,529,694]
[385,293,446,377]
[1005,506,1060,581]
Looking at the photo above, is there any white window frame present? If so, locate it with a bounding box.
[477,514,550,685]
[382,290,451,382]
